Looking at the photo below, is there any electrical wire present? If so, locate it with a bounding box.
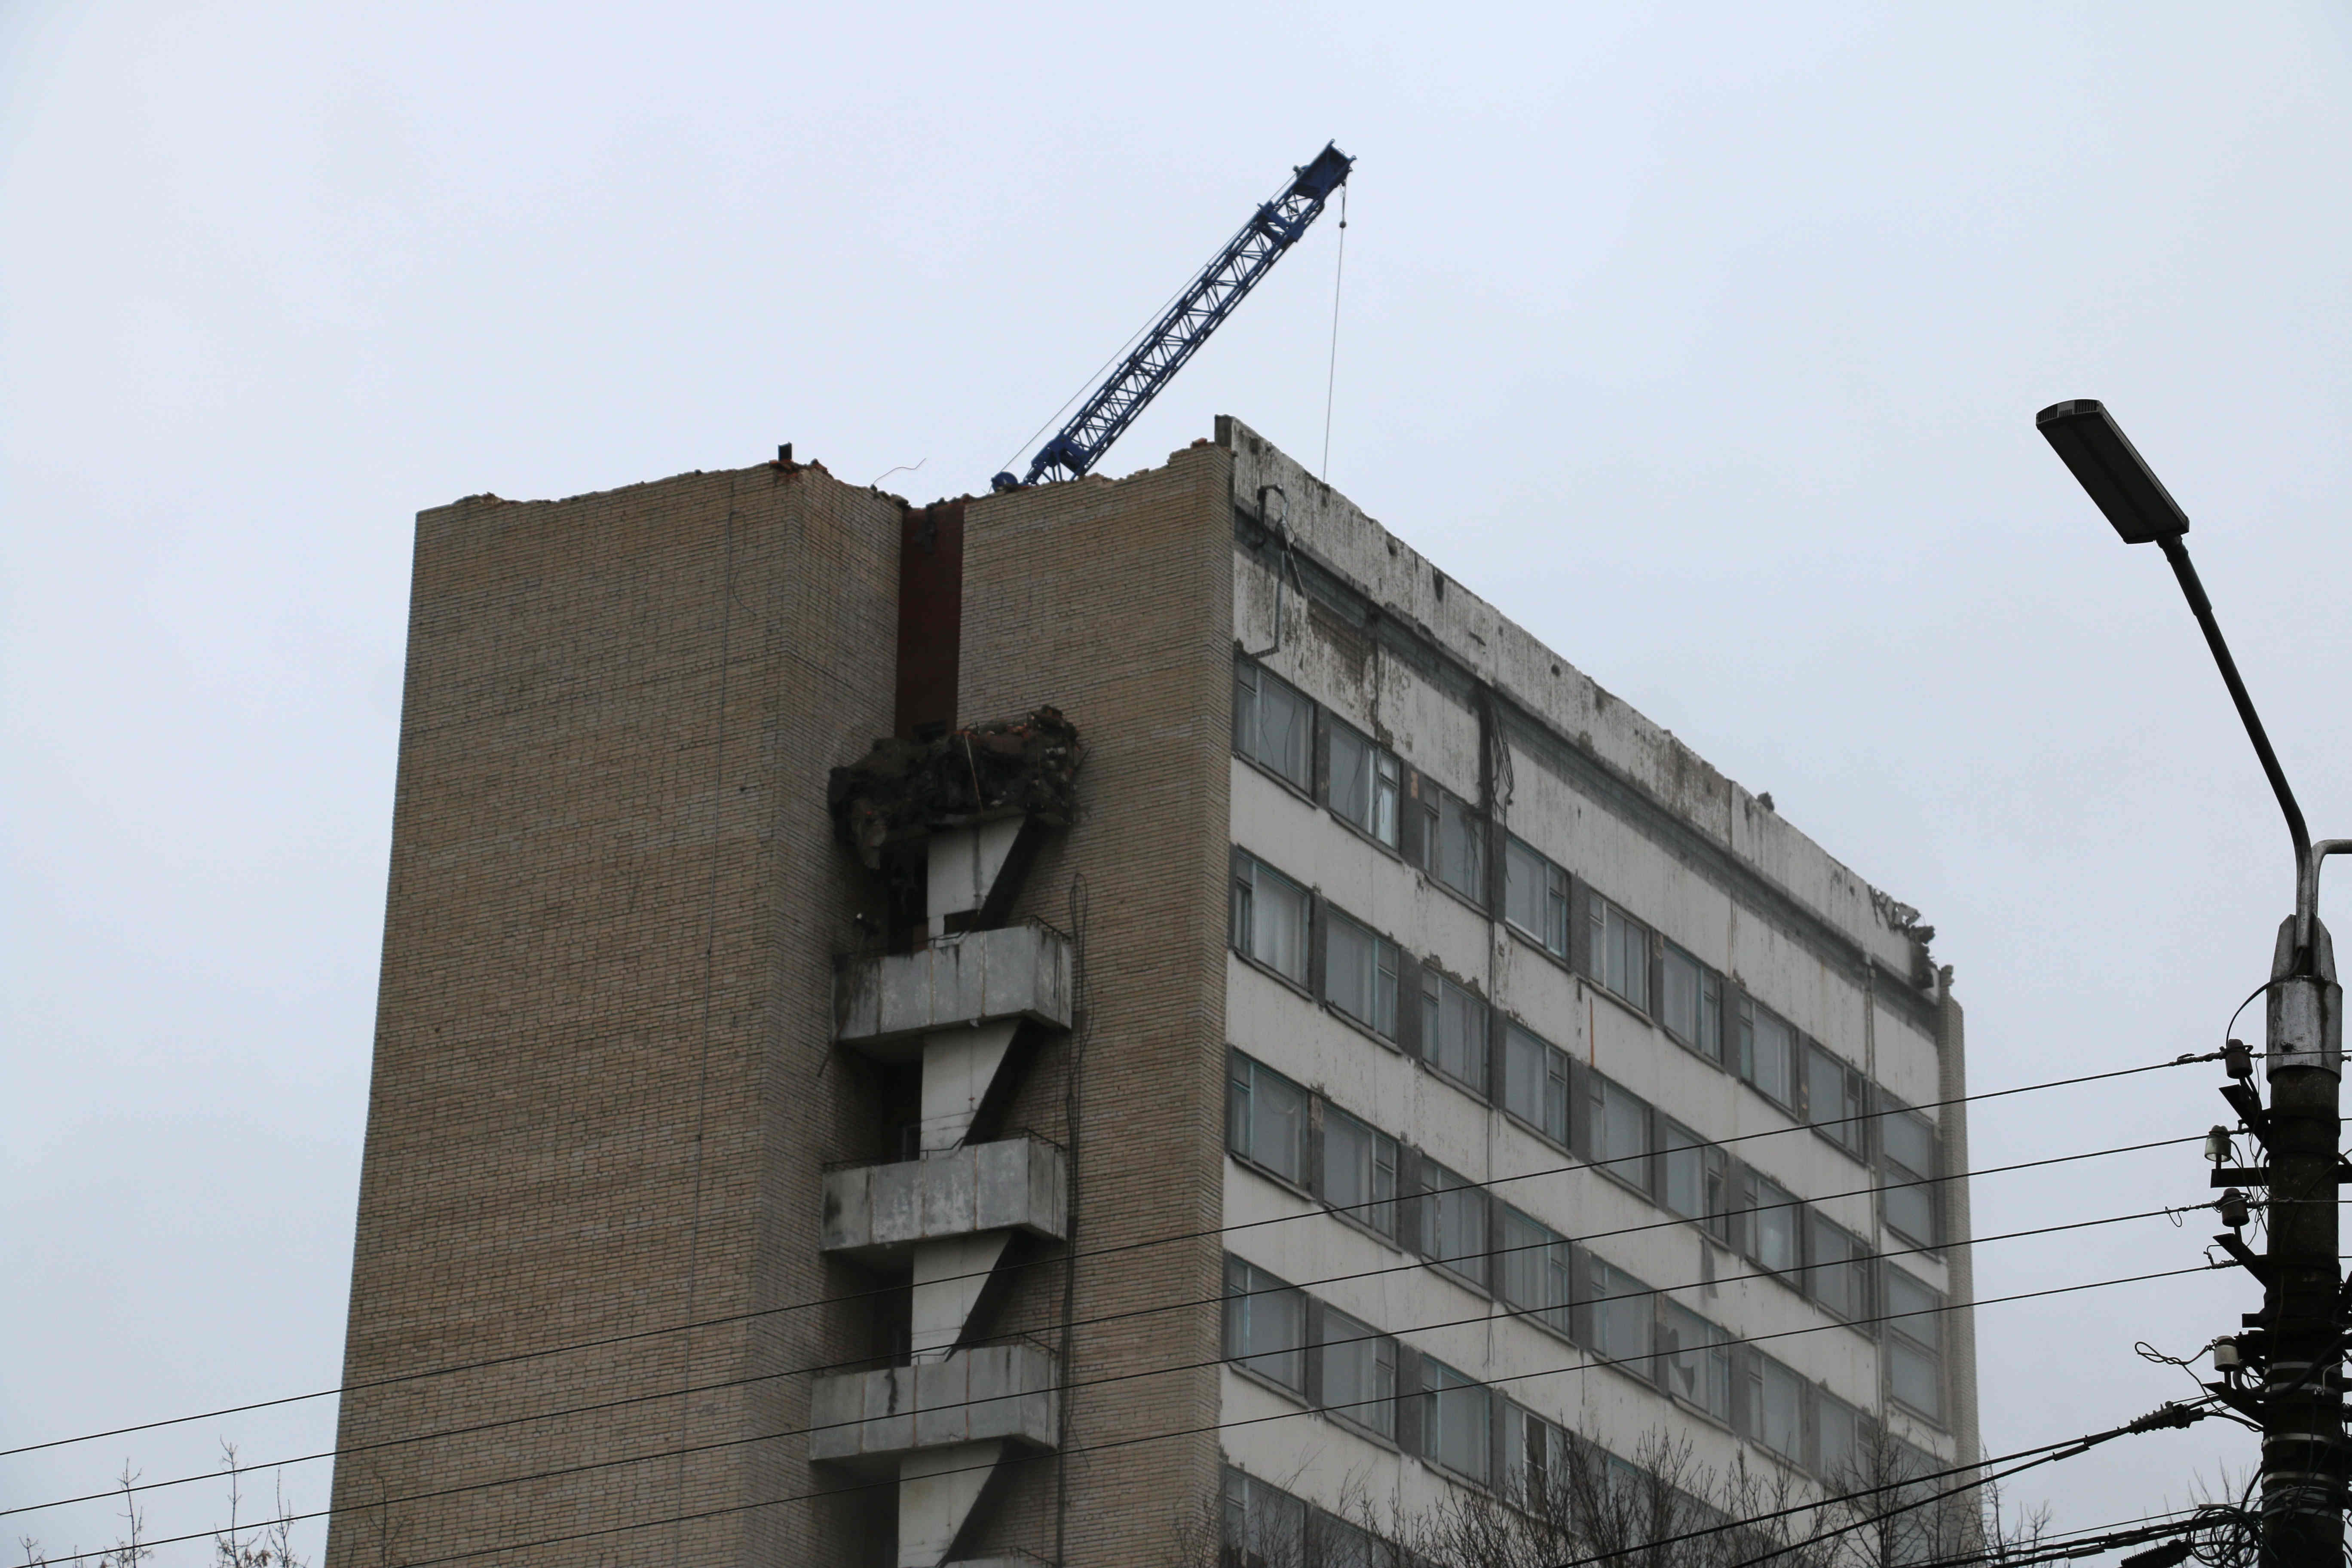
[16,1360,2221,1568]
[3,1241,2220,1538]
[0,1053,2218,1464]
[2,1136,2209,1518]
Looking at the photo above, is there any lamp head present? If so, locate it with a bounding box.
[2035,399,2192,545]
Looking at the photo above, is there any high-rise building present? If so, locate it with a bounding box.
[327,418,1975,1568]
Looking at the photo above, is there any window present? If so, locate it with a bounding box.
[1749,1173,1801,1276]
[1323,1105,1399,1239]
[1418,1157,1490,1287]
[1592,1075,1653,1192]
[1589,895,1651,1010]
[1419,1357,1491,1483]
[1749,1355,1803,1460]
[1661,943,1722,1062]
[1886,1268,1944,1419]
[1740,998,1795,1108]
[1504,836,1571,956]
[1807,1044,1867,1155]
[1415,780,1487,903]
[1660,1120,1729,1241]
[1588,1258,1652,1367]
[1661,1301,1730,1422]
[1883,1106,1940,1247]
[1498,1205,1573,1335]
[1808,1215,1869,1322]
[1329,721,1401,847]
[1231,851,1309,984]
[1233,658,1311,790]
[1223,1256,1305,1392]
[1817,1392,1861,1479]
[1314,1512,1388,1568]
[1324,910,1400,1038]
[1318,1305,1396,1436]
[1228,1053,1308,1185]
[1502,1022,1571,1145]
[1422,971,1490,1093]
[1222,1466,1308,1568]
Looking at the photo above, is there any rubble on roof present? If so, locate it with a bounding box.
[828,707,1082,867]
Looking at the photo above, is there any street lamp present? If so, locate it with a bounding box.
[2036,398,2347,1568]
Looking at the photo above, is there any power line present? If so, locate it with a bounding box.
[3,1136,2207,1516]
[6,1249,2219,1546]
[0,1052,2217,1463]
[18,1352,2220,1568]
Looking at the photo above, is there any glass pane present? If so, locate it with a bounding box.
[1601,1080,1650,1182]
[1424,1360,1491,1482]
[1237,1264,1304,1390]
[1438,792,1484,900]
[1427,974,1488,1091]
[1759,1358,1802,1457]
[1886,1270,1942,1350]
[1319,1307,1394,1436]
[1750,1008,1793,1105]
[1326,914,1392,1035]
[1752,1178,1799,1274]
[1891,1340,1942,1418]
[1818,1395,1860,1478]
[1662,1303,1729,1421]
[1426,1169,1488,1286]
[1591,1262,1651,1364]
[1809,1217,1862,1320]
[1505,838,1548,939]
[1248,862,1309,983]
[1699,971,1722,1062]
[1372,752,1400,847]
[1499,1207,1569,1329]
[1503,1023,1552,1134]
[1662,946,1700,1045]
[1330,723,1372,830]
[1885,1179,1937,1247]
[1661,1123,1705,1219]
[1885,1109,1936,1176]
[1260,674,1311,788]
[1249,1064,1307,1183]
[1323,1108,1396,1237]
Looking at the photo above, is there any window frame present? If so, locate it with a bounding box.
[1586,1257,1654,1370]
[1590,1073,1655,1197]
[1497,1204,1574,1338]
[1504,833,1571,957]
[1321,1102,1400,1242]
[1227,1050,1310,1188]
[1223,1254,1307,1394]
[1418,1354,1493,1486]
[1660,1300,1732,1424]
[1881,1103,1942,1250]
[1884,1267,1946,1421]
[1232,655,1314,793]
[1420,969,1491,1097]
[1230,849,1311,987]
[1660,940,1724,1064]
[1323,905,1401,1040]
[1316,1303,1398,1440]
[1327,716,1403,850]
[1416,1154,1492,1290]
[1806,1042,1870,1159]
[1501,1019,1571,1147]
[1739,996,1798,1110]
[1587,891,1653,1014]
[1806,1213,1871,1323]
[1747,1171,1803,1279]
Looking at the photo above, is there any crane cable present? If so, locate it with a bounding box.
[1320,181,1348,481]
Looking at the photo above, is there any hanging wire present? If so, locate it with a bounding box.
[1319,182,1349,482]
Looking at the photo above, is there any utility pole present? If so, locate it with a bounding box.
[2036,399,2349,1568]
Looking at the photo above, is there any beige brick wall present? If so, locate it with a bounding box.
[327,461,903,1568]
[952,445,1237,1565]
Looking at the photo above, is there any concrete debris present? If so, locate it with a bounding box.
[829,708,1081,867]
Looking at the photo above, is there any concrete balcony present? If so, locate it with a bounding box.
[836,923,1072,1058]
[808,1342,1060,1466]
[822,1137,1068,1262]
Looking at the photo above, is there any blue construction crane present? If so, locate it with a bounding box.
[991,142,1354,493]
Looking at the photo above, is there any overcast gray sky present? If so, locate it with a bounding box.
[6,1,2351,1559]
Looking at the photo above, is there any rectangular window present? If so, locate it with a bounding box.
[1322,1105,1399,1239]
[1504,836,1571,956]
[1418,1156,1490,1287]
[1749,1173,1801,1276]
[1420,1357,1492,1484]
[1592,1075,1653,1192]
[1422,971,1490,1094]
[1227,1052,1309,1185]
[1740,998,1795,1108]
[1223,1255,1305,1392]
[1329,720,1401,848]
[1231,851,1310,985]
[1808,1215,1869,1322]
[1883,1106,1940,1247]
[1588,1258,1652,1367]
[1886,1268,1945,1419]
[1807,1044,1867,1155]
[1222,1466,1308,1568]
[1412,780,1487,903]
[1324,909,1400,1038]
[1660,943,1721,1061]
[1660,1301,1731,1422]
[1233,658,1312,790]
[1750,1355,1803,1460]
[1588,895,1651,1011]
[1817,1392,1861,1479]
[1502,1022,1571,1145]
[1660,1120,1727,1240]
[1498,1205,1573,1335]
[1317,1305,1396,1437]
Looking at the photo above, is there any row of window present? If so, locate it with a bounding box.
[1223,1250,1896,1490]
[1231,843,1943,1253]
[1226,1051,1947,1421]
[1234,653,1940,1195]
